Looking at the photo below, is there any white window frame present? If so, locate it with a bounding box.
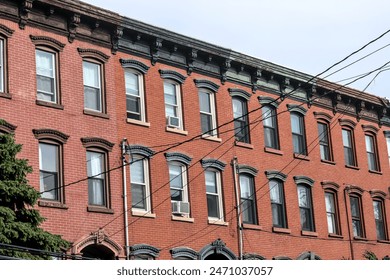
[164,80,183,129]
[83,60,102,112]
[386,135,390,166]
[169,162,188,203]
[87,150,107,206]
[205,169,223,220]
[125,69,146,122]
[130,156,151,212]
[36,49,57,103]
[0,38,4,93]
[365,134,379,171]
[39,142,60,201]
[199,89,217,136]
[239,174,257,225]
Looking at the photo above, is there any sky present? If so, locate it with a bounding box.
[81,0,390,100]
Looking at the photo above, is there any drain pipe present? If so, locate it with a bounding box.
[343,186,355,260]
[232,157,243,260]
[121,139,130,260]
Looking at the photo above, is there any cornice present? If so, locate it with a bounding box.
[1,0,390,125]
[32,128,69,143]
[81,137,114,151]
[30,35,65,51]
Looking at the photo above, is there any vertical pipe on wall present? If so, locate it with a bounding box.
[232,157,243,260]
[121,139,130,260]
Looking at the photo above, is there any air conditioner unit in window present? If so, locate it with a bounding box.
[167,116,180,128]
[171,201,190,216]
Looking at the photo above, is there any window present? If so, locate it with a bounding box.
[269,179,287,228]
[318,122,332,161]
[39,142,60,200]
[342,128,356,166]
[33,128,68,205]
[130,156,150,212]
[240,174,257,224]
[0,38,3,93]
[263,105,279,149]
[164,81,183,129]
[232,97,250,143]
[169,162,187,202]
[373,199,387,240]
[35,49,57,102]
[365,134,379,171]
[125,70,145,121]
[83,61,102,112]
[325,192,339,234]
[297,184,314,231]
[205,170,223,220]
[199,89,217,136]
[350,195,364,238]
[291,113,307,155]
[87,151,107,206]
[385,133,390,165]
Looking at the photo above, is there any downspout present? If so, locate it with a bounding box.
[232,157,243,260]
[343,186,355,260]
[121,139,130,260]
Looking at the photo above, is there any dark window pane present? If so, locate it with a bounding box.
[207,194,219,218]
[131,184,145,209]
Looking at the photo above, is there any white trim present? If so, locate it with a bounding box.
[130,156,151,212]
[36,49,57,103]
[199,89,218,137]
[164,80,183,130]
[0,38,3,92]
[205,169,224,221]
[125,69,146,122]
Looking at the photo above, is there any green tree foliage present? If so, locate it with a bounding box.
[0,130,69,259]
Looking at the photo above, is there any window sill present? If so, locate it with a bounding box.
[38,200,68,209]
[293,153,310,161]
[235,141,254,149]
[264,147,283,156]
[132,210,156,218]
[0,92,12,99]
[208,218,228,226]
[87,206,114,214]
[242,223,262,231]
[272,227,291,234]
[201,134,222,142]
[301,230,318,237]
[368,169,382,175]
[83,109,110,119]
[36,100,64,110]
[328,233,343,239]
[345,164,360,170]
[321,159,336,165]
[353,236,367,241]
[171,215,194,223]
[127,118,150,127]
[377,239,390,244]
[166,127,188,136]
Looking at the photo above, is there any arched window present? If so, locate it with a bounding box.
[238,165,258,225]
[339,119,357,167]
[294,176,315,232]
[289,105,307,156]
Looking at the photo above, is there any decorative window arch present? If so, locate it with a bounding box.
[194,79,220,92]
[170,247,199,260]
[129,244,160,260]
[199,239,237,260]
[0,119,16,134]
[297,251,322,260]
[243,253,266,260]
[120,59,150,74]
[71,228,123,259]
[228,88,252,101]
[201,159,226,171]
[159,69,186,84]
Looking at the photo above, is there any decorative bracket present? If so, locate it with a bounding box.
[151,38,163,66]
[220,58,231,84]
[68,13,80,43]
[251,68,262,93]
[356,100,364,122]
[332,93,342,115]
[307,85,316,108]
[186,48,198,75]
[111,26,123,54]
[19,0,34,30]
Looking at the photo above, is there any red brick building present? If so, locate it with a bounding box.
[1,0,389,260]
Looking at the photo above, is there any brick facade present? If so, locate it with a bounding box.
[0,0,389,260]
